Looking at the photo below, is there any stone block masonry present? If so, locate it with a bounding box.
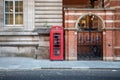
[0,32,50,59]
[35,0,62,27]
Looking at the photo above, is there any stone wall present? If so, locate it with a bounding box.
[35,34,50,59]
[35,0,62,27]
[0,46,36,57]
[0,0,50,59]
[0,32,50,59]
[0,0,3,28]
[0,32,38,57]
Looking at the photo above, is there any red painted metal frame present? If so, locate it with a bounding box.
[50,26,64,60]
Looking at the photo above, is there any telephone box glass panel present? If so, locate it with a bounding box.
[53,33,61,56]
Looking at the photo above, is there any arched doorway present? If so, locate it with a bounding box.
[77,14,103,60]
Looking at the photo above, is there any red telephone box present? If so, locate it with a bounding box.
[50,26,64,60]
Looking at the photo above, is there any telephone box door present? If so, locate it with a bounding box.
[50,26,64,60]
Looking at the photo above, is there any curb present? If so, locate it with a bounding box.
[0,67,120,71]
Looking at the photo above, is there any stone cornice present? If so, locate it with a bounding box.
[102,28,120,30]
[64,28,77,31]
[64,8,115,11]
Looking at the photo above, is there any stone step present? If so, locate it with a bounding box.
[35,0,62,3]
[35,3,62,6]
[0,36,39,41]
[35,23,62,27]
[35,19,62,23]
[0,42,39,46]
[35,15,62,19]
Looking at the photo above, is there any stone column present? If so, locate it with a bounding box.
[0,0,3,29]
[104,30,114,61]
[112,0,120,60]
[65,29,77,60]
[64,9,77,61]
[24,0,35,30]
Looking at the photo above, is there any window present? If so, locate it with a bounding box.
[78,15,102,31]
[4,0,23,26]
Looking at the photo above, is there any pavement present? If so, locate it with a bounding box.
[0,57,120,70]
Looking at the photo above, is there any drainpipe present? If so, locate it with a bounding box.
[90,0,95,8]
[102,0,104,8]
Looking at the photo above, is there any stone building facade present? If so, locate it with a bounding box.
[0,0,120,61]
[0,0,62,59]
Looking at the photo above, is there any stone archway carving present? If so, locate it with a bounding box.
[75,13,105,30]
